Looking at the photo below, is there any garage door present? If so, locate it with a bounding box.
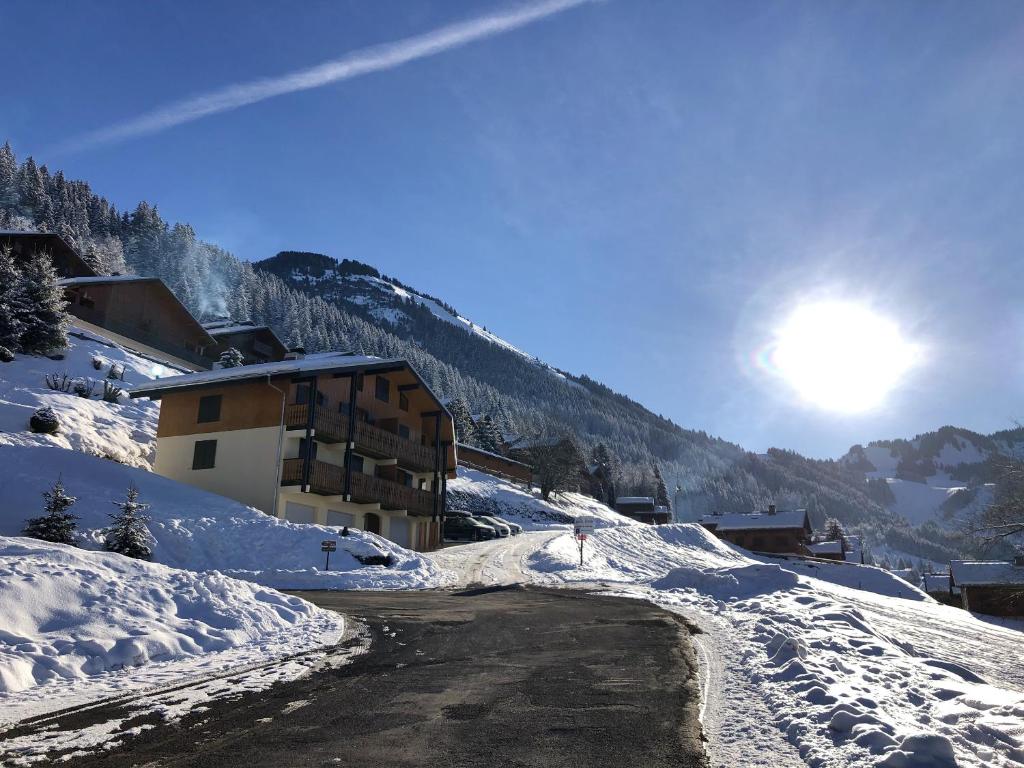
[327,510,355,528]
[284,501,316,524]
[389,517,411,548]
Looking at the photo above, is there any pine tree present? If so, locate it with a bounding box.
[0,142,18,207]
[105,485,152,559]
[0,248,28,351]
[448,397,475,443]
[474,415,503,453]
[653,462,671,508]
[219,347,244,368]
[823,517,844,541]
[17,251,69,353]
[23,478,79,545]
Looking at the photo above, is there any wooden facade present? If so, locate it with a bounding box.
[614,497,671,525]
[62,277,215,368]
[456,442,533,484]
[700,508,813,555]
[205,324,288,365]
[1,230,97,278]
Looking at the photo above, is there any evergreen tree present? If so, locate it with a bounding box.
[474,415,503,453]
[653,462,671,508]
[105,485,152,560]
[0,142,18,207]
[823,517,845,542]
[23,478,79,545]
[17,251,69,353]
[447,396,475,443]
[0,248,28,350]
[219,347,245,368]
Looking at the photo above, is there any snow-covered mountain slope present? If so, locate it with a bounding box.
[447,467,636,529]
[0,444,452,590]
[0,536,345,701]
[527,524,1024,768]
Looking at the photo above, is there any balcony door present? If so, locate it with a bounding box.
[364,512,381,535]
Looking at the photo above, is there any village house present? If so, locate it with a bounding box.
[807,539,845,561]
[455,441,533,485]
[130,353,457,551]
[700,505,812,555]
[949,557,1024,617]
[60,276,216,370]
[202,320,289,365]
[615,496,672,525]
[921,572,959,606]
[1,230,97,278]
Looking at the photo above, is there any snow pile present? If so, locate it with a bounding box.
[527,524,1024,768]
[0,536,344,701]
[0,327,164,468]
[447,467,636,530]
[0,445,454,590]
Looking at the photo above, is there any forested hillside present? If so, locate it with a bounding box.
[0,142,996,562]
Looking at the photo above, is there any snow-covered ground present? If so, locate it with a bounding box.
[0,537,346,723]
[525,525,1024,768]
[447,466,636,529]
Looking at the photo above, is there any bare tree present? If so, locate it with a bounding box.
[530,436,585,501]
[968,458,1024,546]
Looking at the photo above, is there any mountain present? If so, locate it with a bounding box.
[0,142,999,563]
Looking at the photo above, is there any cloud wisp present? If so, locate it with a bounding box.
[56,0,593,154]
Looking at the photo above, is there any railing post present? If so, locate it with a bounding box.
[432,412,442,524]
[343,372,359,501]
[301,377,318,493]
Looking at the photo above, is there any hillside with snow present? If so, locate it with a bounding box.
[527,524,1024,768]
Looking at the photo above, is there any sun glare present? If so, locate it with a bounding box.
[763,301,922,413]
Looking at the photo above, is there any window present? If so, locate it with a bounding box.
[348,454,365,474]
[398,424,410,440]
[375,376,390,403]
[398,470,413,487]
[418,478,427,491]
[192,440,217,470]
[197,394,222,423]
[399,392,409,412]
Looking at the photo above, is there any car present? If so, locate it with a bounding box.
[473,515,511,538]
[489,515,523,535]
[443,514,496,542]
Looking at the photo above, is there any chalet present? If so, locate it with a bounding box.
[807,540,845,561]
[130,353,458,552]
[921,572,959,606]
[949,557,1024,617]
[1,230,97,278]
[60,276,216,370]
[455,441,533,485]
[700,506,812,555]
[202,320,289,365]
[615,496,671,525]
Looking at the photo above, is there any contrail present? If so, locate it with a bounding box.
[55,0,593,153]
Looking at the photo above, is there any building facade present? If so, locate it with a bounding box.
[949,558,1024,617]
[615,496,672,525]
[700,506,812,555]
[131,354,458,551]
[203,320,289,365]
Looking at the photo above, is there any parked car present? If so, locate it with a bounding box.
[444,514,496,542]
[474,515,511,538]
[489,515,523,535]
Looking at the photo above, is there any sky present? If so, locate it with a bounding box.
[4,0,1023,458]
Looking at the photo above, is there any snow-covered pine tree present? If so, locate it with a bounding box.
[219,347,244,368]
[0,142,19,208]
[447,397,475,443]
[823,517,844,542]
[17,250,69,354]
[653,462,671,509]
[23,477,79,545]
[0,248,28,351]
[474,415,503,453]
[105,485,152,560]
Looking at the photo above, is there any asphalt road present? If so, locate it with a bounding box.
[23,586,707,768]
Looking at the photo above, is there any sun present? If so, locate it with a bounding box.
[764,301,922,413]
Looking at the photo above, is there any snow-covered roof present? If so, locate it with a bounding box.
[616,496,655,505]
[130,354,397,397]
[950,560,1024,588]
[455,441,533,468]
[204,324,274,337]
[809,540,843,555]
[58,275,153,285]
[700,509,810,531]
[922,573,952,592]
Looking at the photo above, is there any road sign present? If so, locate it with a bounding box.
[321,540,337,552]
[574,516,596,536]
[577,533,588,541]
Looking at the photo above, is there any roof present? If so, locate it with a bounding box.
[2,230,97,277]
[922,573,952,592]
[950,560,1024,588]
[616,496,655,505]
[700,509,810,532]
[59,275,156,286]
[808,540,843,555]
[507,436,567,451]
[455,441,533,468]
[205,324,276,337]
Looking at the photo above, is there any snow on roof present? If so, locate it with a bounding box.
[950,560,1024,587]
[922,573,952,592]
[129,354,397,397]
[59,275,155,286]
[809,540,843,555]
[616,496,655,505]
[700,509,809,531]
[204,324,274,336]
[455,441,533,468]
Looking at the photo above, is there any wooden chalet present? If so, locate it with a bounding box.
[700,506,812,555]
[949,557,1024,617]
[456,441,533,484]
[202,320,288,365]
[615,496,671,525]
[1,230,97,278]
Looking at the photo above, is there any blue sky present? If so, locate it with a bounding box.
[4,0,1023,458]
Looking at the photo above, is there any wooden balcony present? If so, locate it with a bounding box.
[281,458,437,516]
[284,404,437,471]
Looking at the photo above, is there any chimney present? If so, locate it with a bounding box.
[768,504,776,515]
[284,346,306,361]
[1014,554,1024,568]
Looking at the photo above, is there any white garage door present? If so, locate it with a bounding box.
[389,517,411,548]
[284,501,316,524]
[327,510,355,528]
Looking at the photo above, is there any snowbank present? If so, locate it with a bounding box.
[0,445,453,590]
[527,524,1024,768]
[447,467,636,529]
[0,536,345,700]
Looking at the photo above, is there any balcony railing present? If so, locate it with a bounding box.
[281,458,437,516]
[284,404,437,471]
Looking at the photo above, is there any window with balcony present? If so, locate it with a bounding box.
[197,394,222,423]
[375,376,390,403]
[192,439,217,470]
[348,454,365,474]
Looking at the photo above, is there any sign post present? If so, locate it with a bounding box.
[573,516,596,568]
[321,539,337,571]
